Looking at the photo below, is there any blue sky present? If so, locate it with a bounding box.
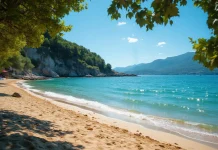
[63,0,211,68]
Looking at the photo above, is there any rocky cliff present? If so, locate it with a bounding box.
[25,48,101,77]
[25,49,135,78]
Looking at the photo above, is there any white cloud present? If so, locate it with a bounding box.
[117,22,127,26]
[127,37,138,43]
[157,42,166,47]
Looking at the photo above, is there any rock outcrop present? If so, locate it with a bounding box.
[12,73,47,80]
[25,48,135,77]
[42,68,59,78]
[12,92,21,98]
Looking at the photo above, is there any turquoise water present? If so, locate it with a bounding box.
[23,75,218,144]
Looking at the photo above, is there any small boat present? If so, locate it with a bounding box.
[85,74,92,77]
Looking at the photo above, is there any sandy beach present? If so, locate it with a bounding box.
[0,79,215,150]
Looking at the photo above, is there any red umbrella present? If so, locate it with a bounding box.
[2,70,8,73]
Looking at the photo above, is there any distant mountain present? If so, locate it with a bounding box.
[114,52,218,75]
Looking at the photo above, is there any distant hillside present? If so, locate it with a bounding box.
[114,52,218,75]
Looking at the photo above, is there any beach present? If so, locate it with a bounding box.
[0,79,215,150]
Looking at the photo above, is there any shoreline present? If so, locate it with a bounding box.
[19,79,218,147]
[19,81,218,147]
[16,79,216,150]
[0,79,215,150]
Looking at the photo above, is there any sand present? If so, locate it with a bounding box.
[0,79,215,150]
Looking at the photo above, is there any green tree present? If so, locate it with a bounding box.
[35,34,113,74]
[5,53,34,71]
[0,0,86,70]
[108,0,218,70]
[105,63,112,73]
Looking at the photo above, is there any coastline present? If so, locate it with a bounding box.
[0,79,215,150]
[18,80,218,147]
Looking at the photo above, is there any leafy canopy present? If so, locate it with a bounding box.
[8,52,34,72]
[0,51,34,72]
[108,0,218,70]
[0,0,86,70]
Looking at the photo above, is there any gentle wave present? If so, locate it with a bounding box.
[21,82,34,89]
[20,81,218,144]
[21,82,41,93]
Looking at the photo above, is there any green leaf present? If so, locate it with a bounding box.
[170,20,173,25]
[126,12,134,19]
[180,0,187,6]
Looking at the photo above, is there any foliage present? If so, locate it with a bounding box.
[30,59,40,69]
[190,36,218,70]
[108,0,218,69]
[37,35,112,73]
[4,52,34,71]
[105,63,112,73]
[0,0,86,70]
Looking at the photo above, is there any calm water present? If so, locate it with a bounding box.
[23,75,218,144]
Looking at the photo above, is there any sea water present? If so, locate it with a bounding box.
[22,75,218,145]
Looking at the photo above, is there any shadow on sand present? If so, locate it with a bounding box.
[0,83,6,87]
[0,110,85,150]
[0,93,11,97]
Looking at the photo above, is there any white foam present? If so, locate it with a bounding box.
[22,83,33,89]
[150,117,218,137]
[19,82,41,93]
[185,121,208,126]
[197,109,205,113]
[42,91,218,138]
[43,91,155,122]
[30,89,41,93]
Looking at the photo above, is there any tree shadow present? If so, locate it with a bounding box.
[0,133,84,150]
[0,110,85,150]
[0,93,11,97]
[0,83,6,87]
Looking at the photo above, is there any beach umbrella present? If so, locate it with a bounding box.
[2,70,8,73]
[1,70,9,78]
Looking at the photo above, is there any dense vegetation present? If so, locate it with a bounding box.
[114,52,218,75]
[1,50,34,72]
[36,34,112,74]
[0,0,86,70]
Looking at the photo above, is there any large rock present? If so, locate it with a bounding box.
[42,68,59,78]
[25,48,135,77]
[12,92,21,98]
[54,66,70,77]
